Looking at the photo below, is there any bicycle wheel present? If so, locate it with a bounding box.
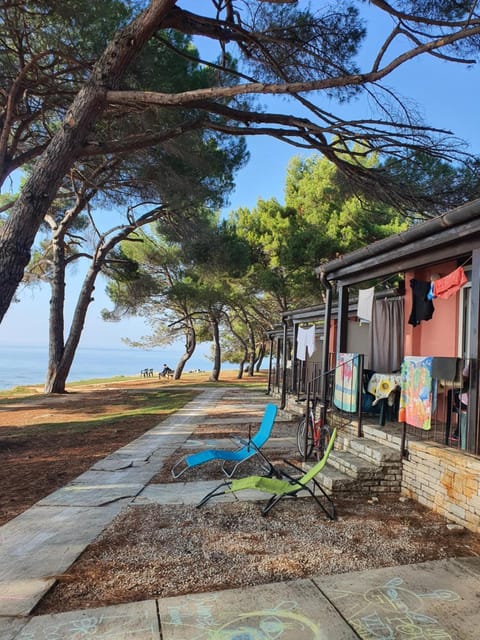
[318,423,332,458]
[296,415,314,458]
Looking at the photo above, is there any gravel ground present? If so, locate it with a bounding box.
[31,395,480,615]
[36,494,480,614]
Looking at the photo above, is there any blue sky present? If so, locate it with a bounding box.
[1,4,480,348]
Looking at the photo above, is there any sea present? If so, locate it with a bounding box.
[0,344,226,391]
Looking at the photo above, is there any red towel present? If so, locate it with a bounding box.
[433,267,467,299]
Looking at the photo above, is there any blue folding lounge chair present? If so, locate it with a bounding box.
[171,403,278,479]
[197,428,337,520]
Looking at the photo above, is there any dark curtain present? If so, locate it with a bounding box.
[369,298,404,373]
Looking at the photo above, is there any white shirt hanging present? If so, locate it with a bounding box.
[357,287,375,323]
[297,325,316,360]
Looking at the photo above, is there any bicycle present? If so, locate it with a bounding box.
[296,397,332,459]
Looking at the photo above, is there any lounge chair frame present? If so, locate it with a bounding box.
[171,403,278,479]
[197,428,337,519]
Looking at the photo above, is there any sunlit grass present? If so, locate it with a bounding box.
[0,370,269,436]
[69,375,141,387]
[0,388,198,438]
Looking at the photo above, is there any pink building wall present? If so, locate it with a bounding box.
[404,261,460,358]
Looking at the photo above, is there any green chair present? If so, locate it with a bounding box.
[197,428,337,519]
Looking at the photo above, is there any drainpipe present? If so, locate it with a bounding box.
[280,317,289,409]
[266,333,274,395]
[292,322,299,399]
[320,272,332,423]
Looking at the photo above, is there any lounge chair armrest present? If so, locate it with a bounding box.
[308,476,322,491]
[231,423,253,448]
[282,459,304,473]
[230,436,260,456]
[171,458,188,479]
[277,460,315,484]
[249,443,280,478]
[274,468,300,484]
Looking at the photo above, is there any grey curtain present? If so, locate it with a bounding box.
[369,298,404,373]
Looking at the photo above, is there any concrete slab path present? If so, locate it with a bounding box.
[5,558,480,639]
[1,385,480,639]
[0,387,228,617]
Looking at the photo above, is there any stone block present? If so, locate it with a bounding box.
[15,600,160,639]
[0,578,55,617]
[317,559,480,640]
[158,579,358,639]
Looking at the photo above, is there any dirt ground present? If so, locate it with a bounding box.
[2,373,480,615]
[0,373,206,526]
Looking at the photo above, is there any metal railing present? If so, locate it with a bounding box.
[303,354,365,438]
[269,349,477,456]
[401,357,474,454]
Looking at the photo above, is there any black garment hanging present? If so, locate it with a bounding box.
[408,279,434,326]
[431,357,461,382]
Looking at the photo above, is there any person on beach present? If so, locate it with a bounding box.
[160,364,173,378]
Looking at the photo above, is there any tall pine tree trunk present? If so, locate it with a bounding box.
[174,324,196,379]
[209,317,221,382]
[247,321,256,376]
[0,0,176,322]
[255,341,266,372]
[44,264,99,393]
[45,232,67,392]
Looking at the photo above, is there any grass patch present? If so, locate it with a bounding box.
[68,375,141,387]
[198,380,267,389]
[0,375,149,397]
[0,391,42,404]
[1,388,198,439]
[0,388,43,400]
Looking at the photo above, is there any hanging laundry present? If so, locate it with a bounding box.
[399,355,433,430]
[408,279,434,326]
[427,273,441,300]
[296,325,316,360]
[427,282,435,301]
[357,286,375,322]
[334,353,359,413]
[431,357,461,383]
[432,266,468,300]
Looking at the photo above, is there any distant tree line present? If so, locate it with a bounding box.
[106,150,479,380]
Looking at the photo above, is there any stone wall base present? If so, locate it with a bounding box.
[402,440,480,533]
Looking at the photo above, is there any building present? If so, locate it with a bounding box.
[268,197,480,532]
